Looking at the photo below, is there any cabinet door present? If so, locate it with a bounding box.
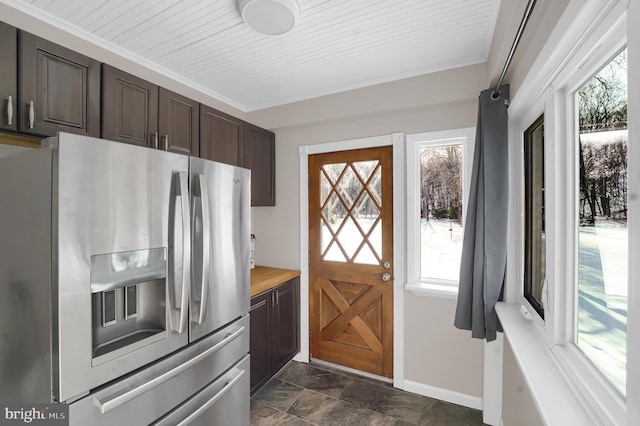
[250,291,271,395]
[158,88,199,156]
[200,105,243,166]
[102,65,158,147]
[243,123,275,206]
[0,23,17,132]
[272,278,299,373]
[19,31,100,137]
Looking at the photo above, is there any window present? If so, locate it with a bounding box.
[523,115,545,318]
[502,2,636,424]
[406,128,473,296]
[575,48,628,395]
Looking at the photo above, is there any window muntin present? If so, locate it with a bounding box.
[576,47,628,395]
[524,115,546,318]
[320,160,383,265]
[419,142,464,283]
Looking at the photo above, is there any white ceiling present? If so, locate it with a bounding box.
[13,0,501,111]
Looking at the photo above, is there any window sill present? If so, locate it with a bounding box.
[495,302,592,425]
[405,282,458,299]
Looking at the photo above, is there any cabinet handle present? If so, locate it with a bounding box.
[163,134,169,151]
[28,101,34,129]
[153,132,159,149]
[6,96,13,126]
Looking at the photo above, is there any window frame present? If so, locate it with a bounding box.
[507,3,631,423]
[523,114,546,319]
[405,127,474,298]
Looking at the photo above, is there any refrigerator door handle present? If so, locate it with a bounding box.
[173,171,191,333]
[193,174,211,324]
[176,369,246,426]
[94,325,246,414]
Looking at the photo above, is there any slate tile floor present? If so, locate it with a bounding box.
[250,361,485,425]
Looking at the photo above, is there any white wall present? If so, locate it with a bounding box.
[249,64,486,400]
[502,337,544,426]
[486,0,571,91]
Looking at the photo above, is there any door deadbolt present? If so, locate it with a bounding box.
[382,272,391,282]
[382,261,391,269]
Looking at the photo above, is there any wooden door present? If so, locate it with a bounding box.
[200,105,243,166]
[19,31,100,137]
[243,123,275,206]
[102,65,158,147]
[309,146,394,378]
[159,88,199,156]
[0,23,17,133]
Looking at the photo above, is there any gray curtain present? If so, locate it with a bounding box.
[454,85,510,342]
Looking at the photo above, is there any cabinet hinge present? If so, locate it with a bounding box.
[309,328,312,341]
[308,252,311,265]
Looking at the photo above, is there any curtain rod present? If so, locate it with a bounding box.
[492,0,537,99]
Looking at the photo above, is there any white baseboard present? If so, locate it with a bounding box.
[292,352,307,363]
[403,380,482,411]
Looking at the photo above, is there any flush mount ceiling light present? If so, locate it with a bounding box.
[237,0,300,35]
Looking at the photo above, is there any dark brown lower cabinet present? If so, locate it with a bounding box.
[250,277,299,395]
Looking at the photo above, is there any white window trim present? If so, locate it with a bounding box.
[405,127,474,298]
[498,0,636,425]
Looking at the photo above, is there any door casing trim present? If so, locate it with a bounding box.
[297,132,405,389]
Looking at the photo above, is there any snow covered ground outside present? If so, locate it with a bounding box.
[578,219,628,394]
[420,218,463,281]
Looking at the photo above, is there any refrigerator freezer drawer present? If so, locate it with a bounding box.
[154,355,250,426]
[69,315,249,426]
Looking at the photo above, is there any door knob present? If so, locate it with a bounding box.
[382,272,391,282]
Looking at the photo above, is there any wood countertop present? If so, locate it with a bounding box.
[250,266,301,297]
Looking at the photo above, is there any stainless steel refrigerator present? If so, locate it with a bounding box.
[0,133,251,425]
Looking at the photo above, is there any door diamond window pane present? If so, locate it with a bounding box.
[353,161,378,183]
[354,244,378,265]
[322,163,346,185]
[323,240,347,262]
[321,173,332,206]
[322,192,346,233]
[321,221,332,254]
[338,216,363,260]
[368,219,382,261]
[367,166,382,206]
[337,166,361,209]
[354,194,380,235]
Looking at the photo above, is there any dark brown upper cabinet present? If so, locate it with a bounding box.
[102,65,158,147]
[0,22,17,133]
[19,31,100,137]
[243,122,275,206]
[159,88,199,157]
[200,105,244,166]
